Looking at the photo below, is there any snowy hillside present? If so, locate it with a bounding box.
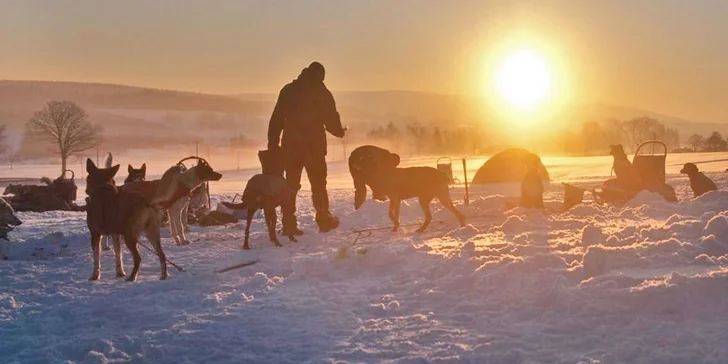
[2,154,728,363]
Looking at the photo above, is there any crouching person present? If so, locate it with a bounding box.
[348,145,401,209]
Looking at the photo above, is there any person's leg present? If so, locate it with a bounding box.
[282,152,304,233]
[306,154,338,232]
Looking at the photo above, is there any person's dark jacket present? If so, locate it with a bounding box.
[267,69,345,156]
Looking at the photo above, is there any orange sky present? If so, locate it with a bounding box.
[2,0,727,122]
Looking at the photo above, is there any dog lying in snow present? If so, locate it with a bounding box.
[221,150,295,250]
[369,166,465,232]
[681,163,718,198]
[86,159,168,281]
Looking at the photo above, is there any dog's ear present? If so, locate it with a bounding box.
[128,165,134,174]
[86,159,97,173]
[110,164,120,177]
[141,163,147,173]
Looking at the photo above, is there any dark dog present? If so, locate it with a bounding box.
[86,159,168,281]
[681,163,718,197]
[519,154,545,209]
[221,174,295,250]
[124,163,147,184]
[349,145,401,209]
[222,150,294,250]
[103,162,148,251]
[608,144,642,192]
[372,166,465,232]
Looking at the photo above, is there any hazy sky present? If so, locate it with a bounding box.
[2,0,727,122]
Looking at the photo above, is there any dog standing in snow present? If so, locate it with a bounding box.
[519,154,545,209]
[148,159,222,245]
[86,159,168,281]
[221,150,296,250]
[101,161,148,251]
[680,163,718,198]
[370,166,465,232]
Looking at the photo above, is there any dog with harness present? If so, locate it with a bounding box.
[149,157,222,245]
[86,159,168,281]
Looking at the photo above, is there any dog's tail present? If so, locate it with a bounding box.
[105,153,113,168]
[220,201,247,210]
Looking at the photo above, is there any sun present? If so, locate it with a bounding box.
[493,48,553,112]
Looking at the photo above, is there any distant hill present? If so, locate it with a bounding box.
[1,80,727,158]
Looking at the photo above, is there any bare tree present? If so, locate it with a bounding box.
[704,132,727,152]
[687,134,705,152]
[26,101,103,177]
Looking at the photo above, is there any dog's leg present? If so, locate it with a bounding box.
[438,193,466,227]
[168,203,181,245]
[102,235,111,251]
[124,232,142,282]
[89,232,102,281]
[264,201,282,247]
[389,198,401,232]
[174,197,192,245]
[112,235,126,278]
[416,197,433,232]
[243,208,256,250]
[144,211,168,280]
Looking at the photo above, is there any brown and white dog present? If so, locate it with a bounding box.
[150,160,222,245]
[86,159,168,281]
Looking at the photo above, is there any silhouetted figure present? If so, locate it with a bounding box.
[348,145,400,209]
[268,62,346,234]
[680,163,718,198]
[519,154,545,209]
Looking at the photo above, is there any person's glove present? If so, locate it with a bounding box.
[331,126,348,138]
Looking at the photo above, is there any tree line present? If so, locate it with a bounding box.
[686,132,728,152]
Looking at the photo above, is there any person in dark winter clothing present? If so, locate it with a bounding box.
[267,62,346,234]
[680,162,718,198]
[348,145,401,209]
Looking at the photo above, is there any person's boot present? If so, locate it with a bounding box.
[281,214,303,236]
[316,212,340,233]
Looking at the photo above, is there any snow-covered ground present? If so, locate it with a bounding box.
[2,153,728,363]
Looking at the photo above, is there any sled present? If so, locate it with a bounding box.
[436,157,460,185]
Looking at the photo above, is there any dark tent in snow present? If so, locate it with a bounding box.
[471,148,550,185]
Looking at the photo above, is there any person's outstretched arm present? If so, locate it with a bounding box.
[267,87,289,149]
[320,87,345,138]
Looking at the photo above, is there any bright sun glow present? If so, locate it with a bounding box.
[494,48,553,112]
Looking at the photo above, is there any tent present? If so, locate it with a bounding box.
[471,148,550,185]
